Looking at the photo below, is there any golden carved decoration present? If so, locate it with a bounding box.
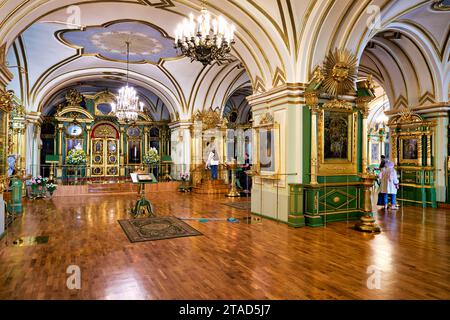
[94,90,116,116]
[65,89,84,106]
[258,112,274,126]
[0,175,9,193]
[305,91,319,108]
[322,99,353,111]
[193,108,222,130]
[311,66,325,83]
[0,89,15,112]
[92,124,118,139]
[356,96,373,118]
[321,49,357,97]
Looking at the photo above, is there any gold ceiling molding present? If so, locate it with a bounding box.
[138,0,174,9]
[0,43,13,87]
[3,0,267,107]
[432,0,450,11]
[253,76,267,94]
[419,91,436,105]
[244,0,295,52]
[393,95,409,110]
[306,0,334,79]
[355,0,430,61]
[321,48,357,97]
[55,19,181,66]
[247,82,306,108]
[272,67,287,88]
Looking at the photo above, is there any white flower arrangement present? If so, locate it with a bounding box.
[66,149,87,165]
[143,147,160,165]
[180,172,190,181]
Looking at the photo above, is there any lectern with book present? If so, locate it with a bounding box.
[130,172,157,216]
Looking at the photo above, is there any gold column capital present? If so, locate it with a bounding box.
[356,96,373,119]
[305,91,319,109]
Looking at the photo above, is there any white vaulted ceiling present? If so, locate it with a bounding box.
[0,0,448,118]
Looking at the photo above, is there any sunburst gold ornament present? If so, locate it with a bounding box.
[321,49,357,97]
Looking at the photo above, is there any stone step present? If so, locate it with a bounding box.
[88,183,138,193]
[193,188,229,194]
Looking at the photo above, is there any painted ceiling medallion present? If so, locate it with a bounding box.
[321,48,357,97]
[432,0,450,11]
[59,21,178,64]
[90,31,164,55]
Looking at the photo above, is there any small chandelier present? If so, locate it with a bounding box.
[174,0,236,66]
[113,41,143,122]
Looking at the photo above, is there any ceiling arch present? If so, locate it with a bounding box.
[0,0,295,94]
[0,0,447,112]
[35,68,181,120]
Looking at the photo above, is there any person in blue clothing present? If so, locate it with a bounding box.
[206,149,219,180]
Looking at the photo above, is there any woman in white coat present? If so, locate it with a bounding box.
[206,149,219,180]
[379,161,399,209]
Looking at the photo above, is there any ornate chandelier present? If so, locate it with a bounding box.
[174,0,236,66]
[113,41,143,122]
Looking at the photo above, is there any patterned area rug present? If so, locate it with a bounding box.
[222,201,251,211]
[118,216,202,243]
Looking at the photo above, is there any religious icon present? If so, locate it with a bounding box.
[127,127,141,137]
[259,128,274,171]
[324,112,349,160]
[94,141,103,153]
[67,139,83,152]
[371,143,380,163]
[108,140,117,153]
[67,124,83,137]
[128,141,141,164]
[402,139,418,160]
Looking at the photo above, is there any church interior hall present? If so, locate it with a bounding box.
[0,0,449,301]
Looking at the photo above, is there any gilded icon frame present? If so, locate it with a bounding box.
[317,109,358,176]
[253,113,280,177]
[399,135,422,165]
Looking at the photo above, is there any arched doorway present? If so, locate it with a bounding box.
[90,122,120,177]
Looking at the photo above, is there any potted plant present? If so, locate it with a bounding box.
[29,176,48,199]
[178,172,191,192]
[46,182,57,196]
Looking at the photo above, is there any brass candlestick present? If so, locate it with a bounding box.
[355,174,381,233]
[226,161,240,197]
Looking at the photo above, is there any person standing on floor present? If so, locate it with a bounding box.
[377,155,387,207]
[380,161,399,210]
[206,149,219,180]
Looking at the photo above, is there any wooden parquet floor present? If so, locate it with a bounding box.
[0,192,449,299]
